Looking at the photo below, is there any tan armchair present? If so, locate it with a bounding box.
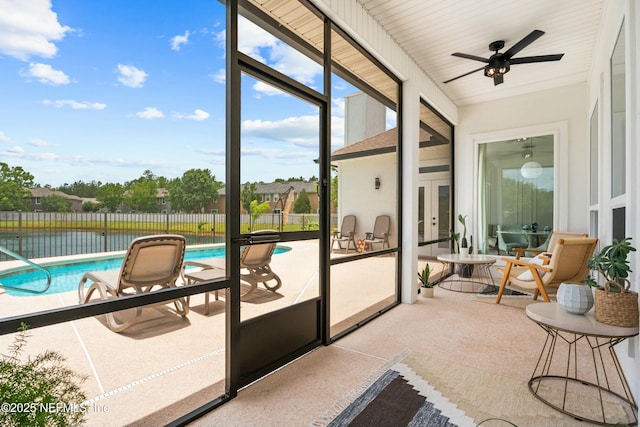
[496,237,598,304]
[512,231,589,259]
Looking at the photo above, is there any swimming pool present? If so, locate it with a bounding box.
[0,245,291,297]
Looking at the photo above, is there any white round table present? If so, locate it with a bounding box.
[436,254,496,293]
[526,302,638,425]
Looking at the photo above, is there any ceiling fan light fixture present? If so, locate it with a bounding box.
[484,59,510,78]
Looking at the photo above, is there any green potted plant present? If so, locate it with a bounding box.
[418,263,434,298]
[585,237,638,327]
[450,214,474,277]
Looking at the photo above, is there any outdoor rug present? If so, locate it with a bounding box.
[313,351,628,427]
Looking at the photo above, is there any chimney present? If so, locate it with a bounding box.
[344,92,385,146]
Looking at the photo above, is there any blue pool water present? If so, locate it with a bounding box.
[0,245,290,297]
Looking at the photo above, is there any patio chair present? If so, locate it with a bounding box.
[364,215,391,251]
[181,230,282,300]
[78,234,188,332]
[496,237,598,304]
[331,215,357,253]
[512,231,589,259]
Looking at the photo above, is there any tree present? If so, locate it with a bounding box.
[293,189,312,213]
[241,182,259,213]
[40,195,72,212]
[125,179,157,212]
[0,162,34,211]
[330,175,338,208]
[249,200,271,231]
[57,180,102,198]
[96,183,124,212]
[82,201,100,212]
[169,169,221,213]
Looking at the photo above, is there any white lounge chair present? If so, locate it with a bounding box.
[78,234,188,332]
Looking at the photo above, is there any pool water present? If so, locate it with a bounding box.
[0,245,290,297]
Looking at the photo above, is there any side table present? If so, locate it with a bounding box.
[526,302,638,426]
[436,254,496,293]
[183,266,226,315]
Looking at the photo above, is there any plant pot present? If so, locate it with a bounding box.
[420,287,434,298]
[594,279,639,327]
[557,282,593,314]
[456,264,474,278]
[459,247,469,257]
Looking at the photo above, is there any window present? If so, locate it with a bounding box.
[34,197,41,205]
[478,135,554,254]
[610,22,625,198]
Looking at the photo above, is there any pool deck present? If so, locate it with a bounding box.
[0,241,448,426]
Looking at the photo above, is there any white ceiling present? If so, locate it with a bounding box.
[358,0,603,106]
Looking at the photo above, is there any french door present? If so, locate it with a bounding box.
[418,179,450,257]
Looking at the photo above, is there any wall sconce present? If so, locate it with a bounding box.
[375,177,381,190]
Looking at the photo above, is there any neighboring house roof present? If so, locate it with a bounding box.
[29,187,84,202]
[331,127,441,161]
[218,181,317,196]
[157,188,169,198]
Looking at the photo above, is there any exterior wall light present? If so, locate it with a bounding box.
[375,177,381,189]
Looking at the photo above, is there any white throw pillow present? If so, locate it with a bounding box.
[516,254,548,281]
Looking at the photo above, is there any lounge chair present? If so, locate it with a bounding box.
[331,215,357,253]
[364,215,391,251]
[496,237,598,304]
[78,234,188,332]
[181,230,282,301]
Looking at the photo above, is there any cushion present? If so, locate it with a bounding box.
[516,254,548,281]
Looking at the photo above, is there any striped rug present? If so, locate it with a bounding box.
[313,351,475,427]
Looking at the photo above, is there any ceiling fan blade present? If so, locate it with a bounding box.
[510,54,564,64]
[443,66,485,84]
[493,74,504,86]
[503,29,545,59]
[452,52,489,63]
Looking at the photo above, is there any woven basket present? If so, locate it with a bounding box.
[594,279,639,328]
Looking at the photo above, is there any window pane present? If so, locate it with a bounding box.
[240,73,319,232]
[611,23,625,197]
[590,102,599,204]
[418,101,452,257]
[478,135,554,255]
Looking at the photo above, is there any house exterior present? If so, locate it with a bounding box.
[212,181,320,215]
[28,187,93,212]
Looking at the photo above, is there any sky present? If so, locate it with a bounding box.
[0,0,360,187]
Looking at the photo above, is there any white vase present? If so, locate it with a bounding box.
[420,287,434,298]
[557,282,594,314]
[459,247,469,257]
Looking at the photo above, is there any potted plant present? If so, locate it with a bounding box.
[450,214,474,277]
[585,237,638,327]
[418,263,434,298]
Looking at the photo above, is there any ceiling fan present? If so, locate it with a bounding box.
[443,30,564,86]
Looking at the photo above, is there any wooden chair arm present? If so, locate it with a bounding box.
[501,257,553,273]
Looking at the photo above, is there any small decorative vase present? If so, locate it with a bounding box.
[420,287,434,298]
[459,248,469,257]
[557,283,594,314]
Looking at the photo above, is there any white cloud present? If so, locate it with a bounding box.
[252,81,286,97]
[171,30,189,51]
[116,64,148,88]
[209,69,225,84]
[242,115,320,147]
[235,17,321,96]
[175,109,210,121]
[236,16,278,63]
[43,99,107,110]
[0,131,11,143]
[0,0,73,61]
[136,107,164,119]
[6,145,24,155]
[20,62,70,85]
[28,138,50,147]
